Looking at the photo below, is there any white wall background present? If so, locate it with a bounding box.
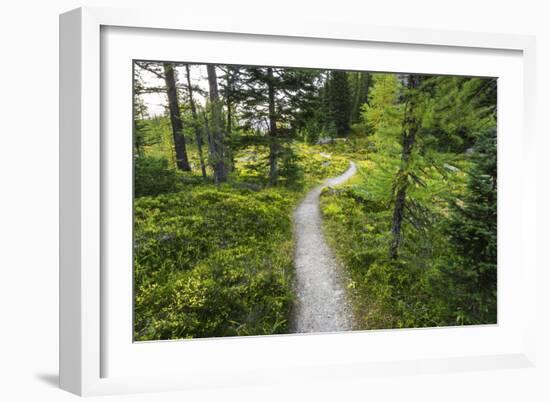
[0,1,548,401]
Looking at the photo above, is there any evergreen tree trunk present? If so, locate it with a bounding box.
[134,139,144,158]
[184,64,207,180]
[225,67,236,172]
[267,67,279,185]
[206,64,228,184]
[162,63,191,171]
[320,73,331,135]
[133,119,145,158]
[200,107,214,161]
[389,74,421,260]
[351,72,361,124]
[133,98,145,158]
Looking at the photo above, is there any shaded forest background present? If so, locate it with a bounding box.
[133,61,497,340]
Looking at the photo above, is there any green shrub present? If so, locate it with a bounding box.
[134,156,178,197]
[295,143,350,182]
[134,186,296,340]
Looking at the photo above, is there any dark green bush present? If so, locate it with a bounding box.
[134,156,178,197]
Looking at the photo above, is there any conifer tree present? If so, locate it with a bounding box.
[163,63,192,171]
[444,127,497,323]
[389,74,422,260]
[184,64,207,180]
[133,69,148,158]
[217,65,242,172]
[238,66,319,184]
[206,64,228,184]
[327,71,352,136]
[351,72,372,124]
[363,73,402,135]
[318,72,333,136]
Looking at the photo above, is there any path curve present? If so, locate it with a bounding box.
[292,162,357,333]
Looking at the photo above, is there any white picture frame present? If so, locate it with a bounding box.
[59,6,537,396]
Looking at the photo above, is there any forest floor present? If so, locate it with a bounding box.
[291,161,357,333]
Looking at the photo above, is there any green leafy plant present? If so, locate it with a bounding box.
[134,186,297,340]
[134,156,178,197]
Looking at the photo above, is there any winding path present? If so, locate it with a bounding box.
[292,162,357,333]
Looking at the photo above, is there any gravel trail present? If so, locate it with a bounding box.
[292,162,357,333]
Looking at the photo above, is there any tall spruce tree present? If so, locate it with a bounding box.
[318,72,333,136]
[184,64,207,180]
[133,68,148,158]
[327,71,352,136]
[388,74,423,260]
[163,63,192,171]
[216,65,242,172]
[350,71,372,124]
[238,66,319,184]
[134,61,192,169]
[444,127,497,323]
[206,64,228,184]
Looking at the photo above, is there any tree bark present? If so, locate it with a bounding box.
[389,74,421,260]
[184,64,207,180]
[267,67,279,185]
[206,64,228,184]
[162,63,191,171]
[225,66,236,171]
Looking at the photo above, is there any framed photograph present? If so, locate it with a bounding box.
[60,6,537,396]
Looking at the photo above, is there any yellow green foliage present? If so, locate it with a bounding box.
[134,186,298,340]
[295,143,349,181]
[320,158,471,330]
